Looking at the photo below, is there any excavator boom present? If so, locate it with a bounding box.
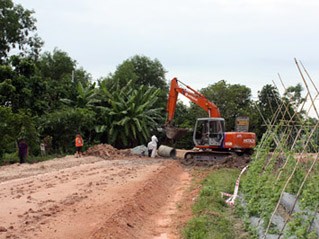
[166,78,221,124]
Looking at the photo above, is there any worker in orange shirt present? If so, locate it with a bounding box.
[75,134,84,158]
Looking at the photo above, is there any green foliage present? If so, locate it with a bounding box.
[38,49,75,81]
[256,83,307,143]
[171,101,192,128]
[2,56,51,114]
[0,106,16,158]
[286,212,318,239]
[0,106,39,161]
[256,84,282,140]
[284,83,305,109]
[108,60,138,88]
[12,110,39,155]
[39,108,96,153]
[103,54,167,90]
[300,173,319,210]
[240,80,318,237]
[0,152,18,165]
[242,146,300,225]
[118,55,167,89]
[257,84,281,120]
[183,215,235,239]
[0,0,43,62]
[98,80,162,148]
[102,55,168,111]
[61,82,99,108]
[242,138,319,237]
[199,80,254,131]
[36,49,76,111]
[0,1,173,158]
[165,101,194,149]
[0,152,64,165]
[183,168,250,239]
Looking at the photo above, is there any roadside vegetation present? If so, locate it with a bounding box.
[183,168,252,239]
[0,152,65,166]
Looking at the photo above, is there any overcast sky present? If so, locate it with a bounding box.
[15,0,319,99]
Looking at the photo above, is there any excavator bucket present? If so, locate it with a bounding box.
[164,126,188,140]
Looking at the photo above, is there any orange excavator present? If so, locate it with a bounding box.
[164,77,256,165]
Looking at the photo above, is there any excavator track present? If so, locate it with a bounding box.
[180,151,251,167]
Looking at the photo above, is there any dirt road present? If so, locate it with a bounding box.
[0,155,192,239]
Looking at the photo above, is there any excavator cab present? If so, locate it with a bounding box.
[194,118,225,147]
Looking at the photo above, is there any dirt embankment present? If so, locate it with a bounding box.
[0,145,193,239]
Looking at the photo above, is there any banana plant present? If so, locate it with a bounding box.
[98,80,163,148]
[61,82,100,108]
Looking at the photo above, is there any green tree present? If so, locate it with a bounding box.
[37,49,77,111]
[0,64,15,106]
[104,61,137,88]
[39,108,96,153]
[256,83,306,144]
[172,101,193,128]
[0,0,43,62]
[98,80,162,148]
[113,55,167,89]
[284,83,305,108]
[61,82,99,109]
[283,83,306,148]
[0,106,15,159]
[0,55,51,115]
[168,101,194,149]
[101,55,168,111]
[72,67,92,88]
[0,106,39,161]
[199,80,253,131]
[283,83,306,122]
[257,84,282,122]
[256,84,282,139]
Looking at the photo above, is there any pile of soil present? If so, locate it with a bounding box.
[84,144,130,159]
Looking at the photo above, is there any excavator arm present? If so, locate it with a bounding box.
[164,77,222,139]
[166,77,221,125]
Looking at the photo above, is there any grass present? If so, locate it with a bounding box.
[0,152,66,165]
[182,168,252,239]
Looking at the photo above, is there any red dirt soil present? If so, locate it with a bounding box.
[0,147,192,239]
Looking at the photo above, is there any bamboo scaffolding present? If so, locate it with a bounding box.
[262,59,319,238]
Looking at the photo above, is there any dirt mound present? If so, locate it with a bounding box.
[84,144,131,159]
[89,161,187,239]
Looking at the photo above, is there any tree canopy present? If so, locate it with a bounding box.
[0,0,43,62]
[198,80,254,131]
[111,55,167,89]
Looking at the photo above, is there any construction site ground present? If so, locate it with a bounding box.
[0,145,246,239]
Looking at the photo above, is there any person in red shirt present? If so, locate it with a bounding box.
[75,134,84,158]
